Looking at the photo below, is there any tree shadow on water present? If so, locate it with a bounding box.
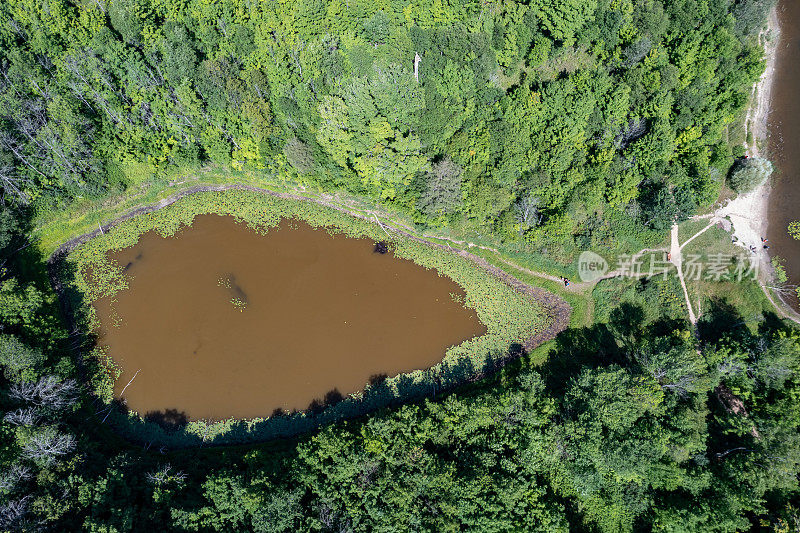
[143,409,189,433]
[368,373,388,386]
[307,388,344,415]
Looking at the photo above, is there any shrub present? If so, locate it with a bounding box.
[729,156,773,193]
[418,157,463,217]
[788,220,800,240]
[772,256,788,284]
[283,138,315,174]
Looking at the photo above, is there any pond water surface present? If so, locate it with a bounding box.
[94,215,485,421]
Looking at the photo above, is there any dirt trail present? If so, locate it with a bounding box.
[49,183,572,352]
[50,175,798,338]
[671,224,697,324]
[670,214,800,326]
[680,220,715,251]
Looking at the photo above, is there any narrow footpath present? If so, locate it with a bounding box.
[671,224,697,325]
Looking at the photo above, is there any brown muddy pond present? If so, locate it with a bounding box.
[94,215,485,421]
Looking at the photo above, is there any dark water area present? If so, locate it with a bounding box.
[767,0,800,310]
[94,215,485,421]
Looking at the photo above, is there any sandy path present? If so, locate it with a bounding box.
[716,181,771,270]
[671,224,697,324]
[680,220,715,251]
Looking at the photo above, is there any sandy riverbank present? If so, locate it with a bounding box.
[717,6,800,323]
[747,7,779,155]
[717,7,779,271]
[717,183,770,260]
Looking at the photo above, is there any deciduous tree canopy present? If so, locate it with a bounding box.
[1,1,795,531]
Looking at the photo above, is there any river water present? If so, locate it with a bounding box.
[94,215,485,421]
[767,0,800,311]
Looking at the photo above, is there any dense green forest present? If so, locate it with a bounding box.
[0,0,771,247]
[3,0,799,531]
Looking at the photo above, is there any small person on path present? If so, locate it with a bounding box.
[563,277,570,287]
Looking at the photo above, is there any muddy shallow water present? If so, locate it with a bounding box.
[767,0,800,310]
[94,215,485,420]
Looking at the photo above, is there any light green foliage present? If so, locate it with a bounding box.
[0,277,65,348]
[108,0,149,45]
[317,64,429,199]
[788,220,800,240]
[0,277,44,328]
[528,0,599,44]
[0,0,767,263]
[772,256,788,284]
[729,156,773,193]
[0,334,44,381]
[418,156,463,216]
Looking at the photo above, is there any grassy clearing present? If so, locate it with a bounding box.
[35,166,238,254]
[678,218,713,244]
[463,246,593,365]
[679,223,774,329]
[693,279,774,329]
[586,220,775,333]
[682,223,741,258]
[592,275,688,327]
[61,189,553,447]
